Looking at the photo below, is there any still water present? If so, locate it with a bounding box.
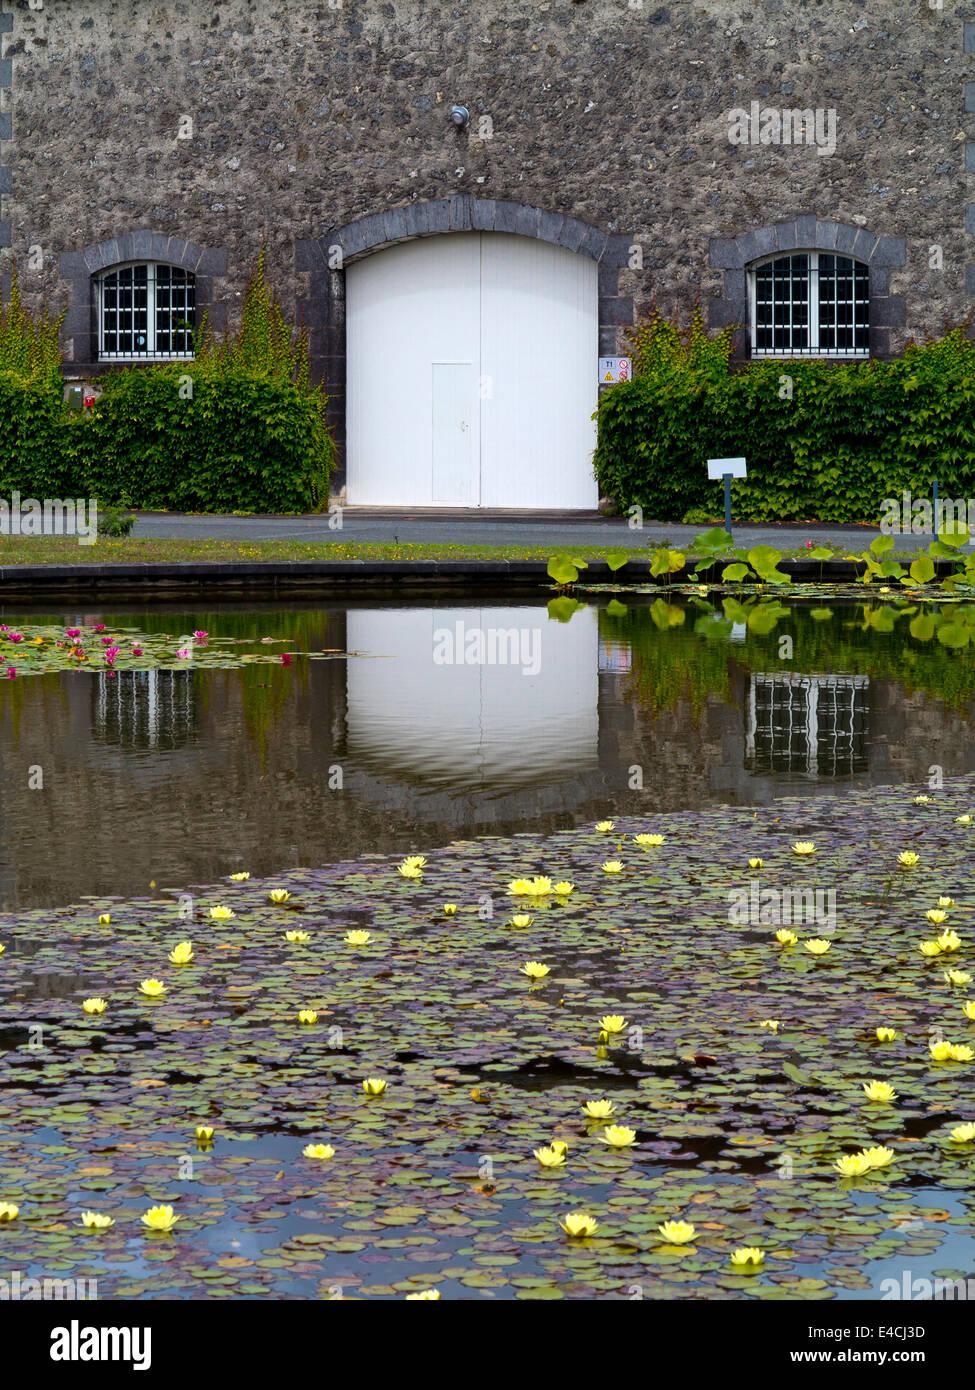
[0,594,973,909]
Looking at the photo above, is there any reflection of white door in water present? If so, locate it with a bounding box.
[346,233,597,508]
[345,607,599,789]
[432,363,477,505]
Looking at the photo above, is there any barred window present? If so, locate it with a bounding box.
[97,263,196,361]
[749,252,869,358]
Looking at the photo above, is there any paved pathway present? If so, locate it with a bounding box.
[129,509,912,550]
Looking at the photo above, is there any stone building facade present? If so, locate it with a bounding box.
[0,0,971,496]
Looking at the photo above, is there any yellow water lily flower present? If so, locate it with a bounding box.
[861,1146,895,1169]
[945,969,972,987]
[195,1125,214,1141]
[657,1219,696,1245]
[549,1140,568,1158]
[554,882,574,896]
[956,815,973,826]
[926,909,949,925]
[443,903,457,916]
[81,997,107,1015]
[533,1146,567,1168]
[759,1019,780,1032]
[297,1009,318,1025]
[0,1203,19,1222]
[913,795,931,805]
[938,931,963,953]
[601,860,623,874]
[930,1040,954,1061]
[269,889,291,904]
[303,1143,335,1160]
[898,851,920,868]
[560,1212,599,1238]
[405,1288,441,1299]
[527,876,553,896]
[507,879,535,896]
[228,872,250,881]
[792,841,815,856]
[209,905,235,921]
[775,928,798,948]
[138,978,166,998]
[803,938,831,955]
[748,858,764,869]
[285,930,311,943]
[950,1044,975,1062]
[509,914,533,928]
[729,1247,765,1268]
[0,943,4,955]
[635,833,664,847]
[401,855,427,869]
[521,961,550,980]
[875,1027,897,1043]
[80,1211,114,1229]
[949,1123,975,1143]
[919,940,944,957]
[600,1125,637,1148]
[397,863,423,879]
[168,941,194,965]
[345,930,371,945]
[595,821,615,833]
[834,1153,872,1176]
[937,896,955,908]
[862,1080,897,1103]
[583,1099,615,1119]
[363,1078,387,1096]
[962,1000,975,1020]
[141,1205,179,1232]
[97,914,111,925]
[598,1015,626,1035]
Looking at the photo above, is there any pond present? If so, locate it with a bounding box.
[0,595,973,910]
[1,592,974,1301]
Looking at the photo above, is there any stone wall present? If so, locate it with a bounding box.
[1,0,971,462]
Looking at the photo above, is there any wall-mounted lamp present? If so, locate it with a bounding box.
[450,105,470,129]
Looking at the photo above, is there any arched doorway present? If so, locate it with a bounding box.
[297,198,634,507]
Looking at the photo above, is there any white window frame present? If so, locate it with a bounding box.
[748,250,870,360]
[96,261,196,363]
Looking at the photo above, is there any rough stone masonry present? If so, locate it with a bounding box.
[0,0,969,463]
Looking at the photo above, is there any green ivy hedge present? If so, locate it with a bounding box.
[594,317,975,524]
[0,254,333,514]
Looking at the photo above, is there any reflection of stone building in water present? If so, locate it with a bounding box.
[1,606,974,908]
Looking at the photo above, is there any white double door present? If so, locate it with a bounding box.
[346,232,598,508]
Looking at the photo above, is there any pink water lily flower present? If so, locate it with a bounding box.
[65,629,81,639]
[5,667,15,679]
[175,648,190,659]
[93,624,106,632]
[7,634,23,643]
[132,647,143,657]
[193,630,209,643]
[282,653,294,666]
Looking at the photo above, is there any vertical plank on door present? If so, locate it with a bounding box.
[431,362,478,505]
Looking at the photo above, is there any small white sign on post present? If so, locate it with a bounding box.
[598,357,631,384]
[706,457,747,480]
[706,457,747,538]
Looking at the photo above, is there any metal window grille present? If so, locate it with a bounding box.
[98,263,196,361]
[745,673,869,778]
[750,252,869,358]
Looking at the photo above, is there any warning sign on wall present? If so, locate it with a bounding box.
[598,357,631,384]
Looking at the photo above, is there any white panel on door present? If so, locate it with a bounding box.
[431,362,478,505]
[479,234,598,508]
[347,236,479,505]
